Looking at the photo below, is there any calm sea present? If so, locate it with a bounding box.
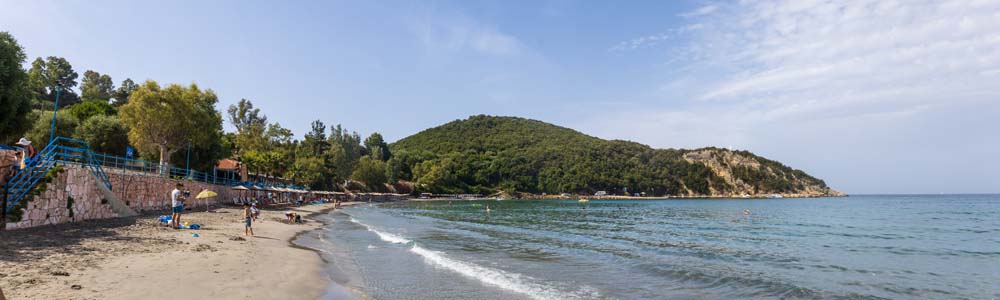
[295,195,1000,300]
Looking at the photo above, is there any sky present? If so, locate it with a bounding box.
[2,0,998,194]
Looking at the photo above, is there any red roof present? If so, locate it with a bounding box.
[216,159,240,170]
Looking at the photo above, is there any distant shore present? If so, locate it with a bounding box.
[411,193,847,201]
[0,202,361,300]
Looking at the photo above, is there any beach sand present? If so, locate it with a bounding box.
[0,202,362,300]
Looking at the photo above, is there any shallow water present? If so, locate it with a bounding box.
[296,195,1000,300]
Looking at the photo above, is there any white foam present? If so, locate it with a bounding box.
[351,217,412,244]
[351,216,597,300]
[410,245,592,300]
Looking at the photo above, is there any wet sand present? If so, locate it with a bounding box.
[0,202,362,300]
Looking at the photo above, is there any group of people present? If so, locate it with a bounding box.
[169,183,351,238]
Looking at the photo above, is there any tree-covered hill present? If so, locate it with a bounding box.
[390,115,843,197]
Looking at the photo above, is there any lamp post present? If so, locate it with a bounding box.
[185,142,191,178]
[49,85,62,144]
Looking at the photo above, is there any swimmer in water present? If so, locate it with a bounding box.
[486,205,491,212]
[743,209,751,215]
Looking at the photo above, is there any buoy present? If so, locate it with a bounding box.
[579,199,589,203]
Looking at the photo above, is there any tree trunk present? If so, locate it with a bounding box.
[159,145,176,177]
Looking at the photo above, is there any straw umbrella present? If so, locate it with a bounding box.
[232,185,249,205]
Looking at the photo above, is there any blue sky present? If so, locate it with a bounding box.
[3,0,999,194]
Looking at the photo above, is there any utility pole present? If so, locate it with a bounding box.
[185,142,191,178]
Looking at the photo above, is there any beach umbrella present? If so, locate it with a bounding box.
[196,189,218,198]
[196,189,218,212]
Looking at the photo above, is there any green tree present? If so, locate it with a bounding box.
[66,100,116,122]
[290,156,326,189]
[227,98,268,154]
[27,56,80,107]
[261,123,294,176]
[119,81,223,171]
[329,124,363,162]
[80,70,114,102]
[112,78,136,106]
[412,158,459,194]
[364,132,391,161]
[74,115,129,155]
[385,156,403,183]
[302,120,328,157]
[326,144,352,184]
[352,156,388,191]
[26,110,78,146]
[0,31,33,143]
[165,127,229,171]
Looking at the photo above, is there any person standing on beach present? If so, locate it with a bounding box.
[243,203,254,236]
[170,182,186,229]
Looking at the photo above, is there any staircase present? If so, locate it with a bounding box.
[4,137,114,213]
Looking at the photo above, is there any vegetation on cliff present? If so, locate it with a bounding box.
[392,115,838,197]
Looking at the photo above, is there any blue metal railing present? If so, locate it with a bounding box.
[87,149,309,191]
[5,137,113,212]
[88,152,245,186]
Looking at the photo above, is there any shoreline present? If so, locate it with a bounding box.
[0,202,352,300]
[288,202,369,300]
[410,194,848,201]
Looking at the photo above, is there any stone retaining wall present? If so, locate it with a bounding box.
[107,172,234,213]
[3,164,235,231]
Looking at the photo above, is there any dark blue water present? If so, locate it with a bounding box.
[297,195,1000,300]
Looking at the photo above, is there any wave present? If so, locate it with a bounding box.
[410,245,596,300]
[350,217,412,244]
[351,216,597,300]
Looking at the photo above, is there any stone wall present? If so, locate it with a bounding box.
[4,165,117,230]
[107,172,235,213]
[3,165,235,231]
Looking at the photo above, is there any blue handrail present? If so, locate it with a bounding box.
[5,137,114,212]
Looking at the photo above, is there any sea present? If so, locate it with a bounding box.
[293,195,1000,300]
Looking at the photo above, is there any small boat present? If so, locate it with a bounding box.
[578,198,589,203]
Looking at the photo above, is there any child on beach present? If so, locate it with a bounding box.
[170,182,186,229]
[243,203,254,236]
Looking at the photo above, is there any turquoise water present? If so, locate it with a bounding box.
[297,195,1000,300]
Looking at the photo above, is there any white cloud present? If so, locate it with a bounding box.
[587,0,1000,193]
[412,14,522,56]
[468,27,521,55]
[680,4,719,17]
[609,24,704,51]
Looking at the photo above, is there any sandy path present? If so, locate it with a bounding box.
[0,202,360,300]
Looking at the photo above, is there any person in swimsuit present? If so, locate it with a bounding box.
[244,203,254,236]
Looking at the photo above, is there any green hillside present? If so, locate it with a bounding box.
[390,115,840,197]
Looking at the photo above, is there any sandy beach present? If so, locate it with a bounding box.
[0,202,361,300]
